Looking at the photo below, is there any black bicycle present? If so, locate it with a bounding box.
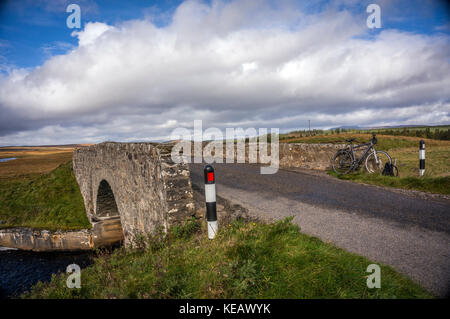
[331,133,392,175]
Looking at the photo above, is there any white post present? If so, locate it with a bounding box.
[419,140,425,176]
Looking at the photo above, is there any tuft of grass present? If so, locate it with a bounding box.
[0,161,90,230]
[23,217,432,299]
[169,217,202,240]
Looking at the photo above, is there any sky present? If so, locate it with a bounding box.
[0,0,449,146]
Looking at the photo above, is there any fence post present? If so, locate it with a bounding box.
[419,140,425,176]
[204,164,218,239]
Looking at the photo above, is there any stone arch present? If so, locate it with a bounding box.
[96,179,119,218]
[90,178,126,247]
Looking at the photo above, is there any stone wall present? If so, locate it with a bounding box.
[73,142,194,247]
[193,142,346,170]
[279,143,347,170]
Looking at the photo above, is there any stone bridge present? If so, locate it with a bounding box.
[71,141,344,247]
[73,142,195,246]
[0,140,346,251]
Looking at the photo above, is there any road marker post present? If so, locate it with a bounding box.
[204,164,218,239]
[419,140,425,177]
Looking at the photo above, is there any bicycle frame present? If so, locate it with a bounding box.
[346,141,376,169]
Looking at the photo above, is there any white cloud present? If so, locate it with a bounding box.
[0,0,449,145]
[71,22,114,47]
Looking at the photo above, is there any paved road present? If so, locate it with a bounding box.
[189,163,450,297]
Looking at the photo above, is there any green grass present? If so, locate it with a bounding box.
[388,146,450,178]
[357,126,450,141]
[359,125,450,133]
[329,171,450,195]
[280,125,450,141]
[0,161,90,230]
[282,133,440,151]
[24,217,432,299]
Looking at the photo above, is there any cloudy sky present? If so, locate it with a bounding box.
[0,0,449,146]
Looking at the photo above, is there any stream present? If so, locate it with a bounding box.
[0,247,94,299]
[0,158,17,163]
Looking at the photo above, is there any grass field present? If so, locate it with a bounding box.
[0,146,79,179]
[281,125,450,141]
[281,133,450,194]
[358,125,450,133]
[23,217,432,299]
[0,146,90,230]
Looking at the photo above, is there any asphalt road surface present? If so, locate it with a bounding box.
[189,163,450,297]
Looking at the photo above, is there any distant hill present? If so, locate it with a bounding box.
[329,125,363,130]
[330,124,450,130]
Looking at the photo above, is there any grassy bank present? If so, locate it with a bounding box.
[281,133,450,194]
[329,171,450,195]
[0,161,90,230]
[24,218,432,299]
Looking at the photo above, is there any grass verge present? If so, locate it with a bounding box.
[328,171,450,195]
[0,161,90,230]
[24,217,432,299]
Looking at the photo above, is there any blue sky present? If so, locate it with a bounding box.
[0,0,183,68]
[1,0,448,69]
[0,0,449,145]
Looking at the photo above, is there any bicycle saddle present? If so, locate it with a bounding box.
[346,138,355,143]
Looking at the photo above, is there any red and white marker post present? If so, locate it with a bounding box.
[204,164,218,239]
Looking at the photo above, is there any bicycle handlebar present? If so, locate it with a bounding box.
[345,133,377,146]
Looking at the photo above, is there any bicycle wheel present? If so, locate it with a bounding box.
[332,150,353,175]
[365,150,392,173]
